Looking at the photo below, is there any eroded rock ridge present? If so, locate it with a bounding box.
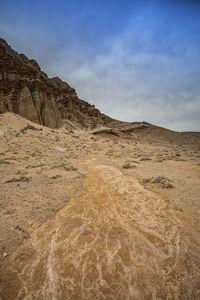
[0,38,107,128]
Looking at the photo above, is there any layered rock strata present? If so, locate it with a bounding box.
[0,38,104,128]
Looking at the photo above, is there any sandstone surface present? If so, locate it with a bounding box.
[0,163,200,299]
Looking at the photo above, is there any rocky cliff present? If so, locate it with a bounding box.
[2,38,199,140]
[0,38,107,129]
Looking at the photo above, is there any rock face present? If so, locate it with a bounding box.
[0,38,106,128]
[1,38,200,141]
[0,163,199,299]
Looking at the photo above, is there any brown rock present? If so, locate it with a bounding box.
[0,164,199,299]
[0,38,106,129]
[17,87,39,123]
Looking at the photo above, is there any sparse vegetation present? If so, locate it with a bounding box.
[175,152,181,157]
[140,157,152,161]
[25,163,45,169]
[31,150,42,157]
[51,175,62,179]
[142,176,174,188]
[4,156,17,161]
[156,158,163,162]
[105,149,114,156]
[122,162,136,169]
[0,159,11,164]
[175,158,185,161]
[63,164,77,171]
[16,125,41,136]
[5,176,31,183]
[16,169,28,175]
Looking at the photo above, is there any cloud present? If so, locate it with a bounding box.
[45,15,200,131]
[1,1,200,131]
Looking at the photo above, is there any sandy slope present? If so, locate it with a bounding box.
[0,112,200,299]
[1,163,200,299]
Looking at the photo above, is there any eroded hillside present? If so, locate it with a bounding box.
[0,113,200,299]
[0,38,110,129]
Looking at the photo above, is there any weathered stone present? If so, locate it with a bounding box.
[0,38,106,129]
[0,164,199,299]
[17,87,39,123]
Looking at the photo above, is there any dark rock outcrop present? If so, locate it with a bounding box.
[0,38,105,128]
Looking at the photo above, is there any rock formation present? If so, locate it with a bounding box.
[1,37,200,142]
[0,38,107,129]
[0,163,199,299]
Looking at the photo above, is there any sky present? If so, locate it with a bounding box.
[0,0,200,131]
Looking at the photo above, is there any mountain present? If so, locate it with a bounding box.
[1,38,200,144]
[0,38,111,129]
[0,39,200,299]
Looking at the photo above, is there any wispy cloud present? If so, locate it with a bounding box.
[46,15,200,131]
[1,0,200,131]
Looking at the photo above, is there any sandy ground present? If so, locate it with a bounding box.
[1,162,200,299]
[0,112,200,298]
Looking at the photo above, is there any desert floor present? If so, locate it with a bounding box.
[0,113,200,270]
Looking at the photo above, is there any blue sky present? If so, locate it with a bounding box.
[1,0,200,131]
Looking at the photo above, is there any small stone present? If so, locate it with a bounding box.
[3,252,7,257]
